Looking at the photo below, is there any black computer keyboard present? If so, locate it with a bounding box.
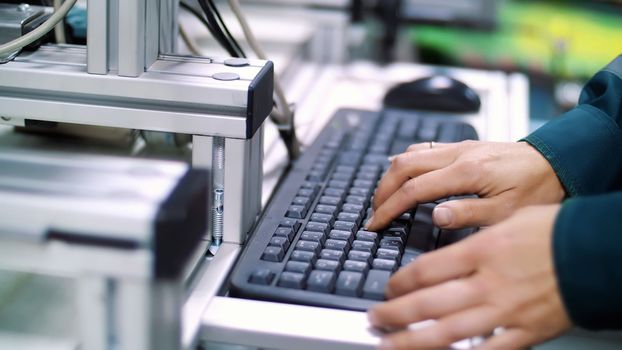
[230,108,479,311]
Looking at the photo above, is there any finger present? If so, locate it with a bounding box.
[373,148,459,211]
[369,278,483,329]
[476,328,531,350]
[385,239,479,298]
[405,142,453,153]
[379,305,501,350]
[368,164,479,231]
[433,196,512,229]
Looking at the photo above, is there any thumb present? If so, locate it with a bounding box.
[433,197,509,229]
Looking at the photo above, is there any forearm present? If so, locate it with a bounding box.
[553,192,622,329]
[523,55,622,196]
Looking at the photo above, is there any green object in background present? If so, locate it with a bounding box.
[411,1,622,79]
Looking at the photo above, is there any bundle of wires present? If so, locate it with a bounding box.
[180,0,300,160]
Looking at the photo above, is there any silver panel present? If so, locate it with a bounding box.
[160,0,179,54]
[223,138,249,244]
[0,150,186,243]
[145,0,160,69]
[3,46,264,117]
[0,3,46,45]
[118,0,146,77]
[86,0,109,74]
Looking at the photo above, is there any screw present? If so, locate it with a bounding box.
[17,3,30,12]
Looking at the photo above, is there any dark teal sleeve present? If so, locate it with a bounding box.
[553,192,622,329]
[523,55,622,196]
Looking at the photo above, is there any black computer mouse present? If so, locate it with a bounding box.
[383,75,481,113]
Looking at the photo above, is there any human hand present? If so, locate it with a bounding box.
[367,141,566,231]
[368,205,572,350]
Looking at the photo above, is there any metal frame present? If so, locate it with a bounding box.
[0,0,273,348]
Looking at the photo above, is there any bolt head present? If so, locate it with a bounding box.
[17,3,31,12]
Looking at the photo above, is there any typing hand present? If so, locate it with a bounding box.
[366,141,565,231]
[368,205,572,350]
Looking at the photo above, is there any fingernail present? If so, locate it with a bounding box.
[365,215,375,229]
[379,339,395,350]
[433,206,452,227]
[387,155,396,162]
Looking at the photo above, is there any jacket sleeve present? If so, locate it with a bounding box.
[523,54,622,196]
[553,192,622,329]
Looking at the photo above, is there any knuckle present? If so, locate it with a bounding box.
[392,153,411,172]
[454,159,484,183]
[399,178,419,199]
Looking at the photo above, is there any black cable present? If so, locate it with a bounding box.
[196,0,240,57]
[206,0,246,58]
[180,2,215,33]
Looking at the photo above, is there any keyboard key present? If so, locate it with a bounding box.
[329,230,354,243]
[298,188,316,199]
[292,196,311,209]
[352,240,377,254]
[355,172,377,182]
[274,227,295,241]
[307,170,325,182]
[261,246,284,262]
[285,261,312,276]
[290,250,317,264]
[324,188,346,199]
[373,258,397,271]
[335,165,356,174]
[269,236,290,251]
[349,187,371,197]
[296,240,321,255]
[301,182,320,191]
[279,218,300,232]
[300,231,325,244]
[353,179,374,189]
[360,164,381,173]
[417,120,438,141]
[319,196,342,207]
[348,250,373,265]
[319,249,346,264]
[334,221,357,234]
[306,222,330,235]
[356,230,378,242]
[328,180,349,189]
[397,212,413,223]
[338,212,361,224]
[376,248,400,261]
[363,154,390,167]
[307,270,337,293]
[362,270,391,300]
[324,239,350,252]
[278,272,305,289]
[342,203,364,215]
[400,250,423,267]
[346,195,367,206]
[331,172,353,182]
[336,271,364,297]
[343,260,370,274]
[315,259,341,272]
[315,204,338,216]
[379,239,403,251]
[286,205,307,219]
[249,268,275,285]
[310,213,334,225]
